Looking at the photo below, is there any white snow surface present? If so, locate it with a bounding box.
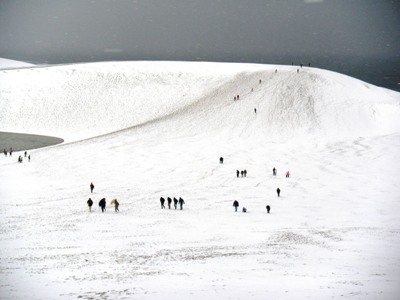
[1,61,400,299]
[0,58,34,70]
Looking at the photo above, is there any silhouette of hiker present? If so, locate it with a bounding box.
[87,198,93,212]
[160,197,166,209]
[273,168,277,176]
[24,151,27,157]
[254,108,257,113]
[178,197,185,210]
[99,198,106,212]
[244,170,247,177]
[276,188,281,197]
[233,200,239,212]
[168,197,172,209]
[236,170,240,178]
[220,157,224,164]
[266,205,270,213]
[174,198,178,209]
[111,199,119,212]
[286,171,290,178]
[241,170,244,177]
[28,155,31,162]
[90,182,94,193]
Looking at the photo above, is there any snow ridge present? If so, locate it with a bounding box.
[1,61,399,143]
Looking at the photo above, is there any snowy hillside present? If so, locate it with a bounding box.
[0,57,34,70]
[1,61,399,142]
[1,61,400,300]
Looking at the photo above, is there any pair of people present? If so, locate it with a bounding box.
[236,170,247,177]
[233,201,247,213]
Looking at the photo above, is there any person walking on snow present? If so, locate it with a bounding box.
[273,168,277,176]
[160,197,166,209]
[90,182,94,193]
[276,188,281,197]
[111,199,119,212]
[266,205,271,213]
[87,198,93,212]
[174,198,178,209]
[233,200,239,212]
[99,198,106,212]
[167,197,172,209]
[179,197,185,210]
[286,171,290,178]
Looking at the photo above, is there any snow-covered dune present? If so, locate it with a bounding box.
[1,62,400,300]
[0,58,35,70]
[1,61,399,142]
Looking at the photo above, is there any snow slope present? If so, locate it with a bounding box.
[0,58,34,70]
[1,61,400,299]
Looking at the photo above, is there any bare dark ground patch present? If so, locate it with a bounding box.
[0,131,64,151]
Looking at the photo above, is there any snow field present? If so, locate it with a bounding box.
[1,61,400,299]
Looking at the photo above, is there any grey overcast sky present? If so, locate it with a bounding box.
[0,0,399,88]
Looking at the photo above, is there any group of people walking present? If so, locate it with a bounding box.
[86,182,119,213]
[160,197,185,210]
[3,148,30,162]
[230,165,290,214]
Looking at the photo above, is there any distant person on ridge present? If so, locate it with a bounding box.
[236,170,240,178]
[99,198,106,212]
[87,198,93,212]
[90,182,94,193]
[266,205,271,213]
[244,170,247,177]
[276,188,281,197]
[273,168,277,176]
[286,171,290,178]
[220,157,224,164]
[4,149,7,156]
[233,200,239,212]
[174,197,178,209]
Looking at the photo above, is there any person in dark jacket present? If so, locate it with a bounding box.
[178,197,185,210]
[266,205,270,213]
[87,198,93,212]
[273,168,277,176]
[243,170,247,177]
[220,157,224,164]
[90,182,94,193]
[160,197,166,209]
[167,197,172,209]
[99,198,106,212]
[236,170,240,178]
[276,188,281,197]
[233,200,239,212]
[173,198,178,209]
